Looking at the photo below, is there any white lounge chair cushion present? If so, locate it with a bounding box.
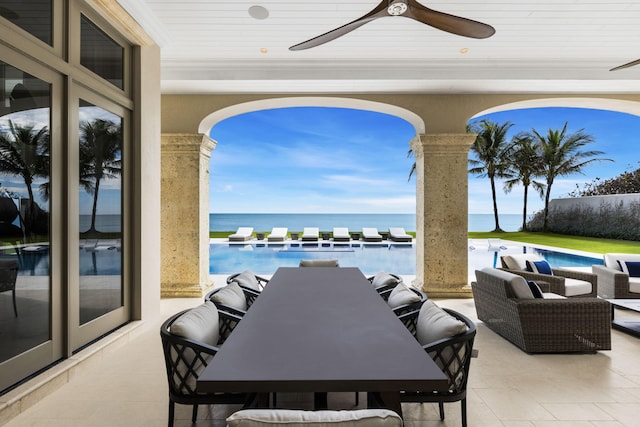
[210,282,247,311]
[232,270,261,291]
[226,409,403,427]
[370,271,399,289]
[502,254,543,271]
[387,282,420,308]
[604,253,640,270]
[629,277,640,293]
[481,267,534,299]
[169,301,220,347]
[563,278,593,296]
[416,300,468,346]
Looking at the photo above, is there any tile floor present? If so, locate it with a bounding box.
[3,278,640,427]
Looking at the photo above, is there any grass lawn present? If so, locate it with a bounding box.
[211,230,640,254]
[469,231,640,254]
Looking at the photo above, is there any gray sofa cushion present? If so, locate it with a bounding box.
[480,267,534,299]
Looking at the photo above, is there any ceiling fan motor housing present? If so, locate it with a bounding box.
[388,0,408,16]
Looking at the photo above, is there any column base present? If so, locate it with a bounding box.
[161,280,215,298]
[412,280,474,298]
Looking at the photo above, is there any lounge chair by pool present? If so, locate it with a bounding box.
[389,227,412,242]
[267,227,288,242]
[362,227,383,242]
[228,227,254,242]
[333,227,350,242]
[301,227,319,242]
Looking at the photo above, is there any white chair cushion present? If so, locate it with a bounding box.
[604,253,640,270]
[563,278,593,297]
[233,270,261,291]
[481,267,534,299]
[629,277,640,294]
[371,271,399,289]
[501,254,543,271]
[416,300,468,346]
[169,302,220,347]
[387,282,420,308]
[226,409,403,427]
[210,282,248,311]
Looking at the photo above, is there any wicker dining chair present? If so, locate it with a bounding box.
[398,305,476,427]
[204,282,260,317]
[160,303,249,427]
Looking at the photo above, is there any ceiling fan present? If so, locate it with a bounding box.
[610,59,640,71]
[289,0,495,51]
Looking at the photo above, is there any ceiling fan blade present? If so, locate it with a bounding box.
[610,58,640,71]
[289,1,389,51]
[406,0,495,39]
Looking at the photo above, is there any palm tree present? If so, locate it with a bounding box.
[523,122,611,231]
[78,118,122,233]
[468,119,515,232]
[0,120,50,235]
[503,133,546,231]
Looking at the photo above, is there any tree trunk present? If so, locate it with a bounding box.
[522,185,529,231]
[490,177,503,232]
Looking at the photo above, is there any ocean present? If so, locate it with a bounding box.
[210,213,525,233]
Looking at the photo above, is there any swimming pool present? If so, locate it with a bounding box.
[209,240,604,276]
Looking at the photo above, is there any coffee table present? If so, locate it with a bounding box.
[608,299,640,337]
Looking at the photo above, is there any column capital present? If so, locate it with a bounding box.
[161,133,218,157]
[410,133,477,157]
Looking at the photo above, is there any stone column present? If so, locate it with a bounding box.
[161,133,216,297]
[411,133,476,297]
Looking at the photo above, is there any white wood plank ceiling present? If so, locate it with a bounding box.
[120,1,640,94]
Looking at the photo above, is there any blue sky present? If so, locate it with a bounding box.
[209,106,640,215]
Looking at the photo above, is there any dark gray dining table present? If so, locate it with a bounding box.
[197,266,448,414]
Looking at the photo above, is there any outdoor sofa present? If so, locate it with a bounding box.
[592,253,640,299]
[472,267,611,353]
[500,253,597,298]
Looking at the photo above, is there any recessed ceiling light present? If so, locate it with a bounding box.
[460,48,469,54]
[260,48,268,54]
[248,5,269,20]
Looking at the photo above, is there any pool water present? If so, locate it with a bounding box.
[209,240,604,276]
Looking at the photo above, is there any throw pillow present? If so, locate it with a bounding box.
[209,282,248,311]
[232,270,261,291]
[619,261,640,277]
[387,282,421,308]
[226,409,403,427]
[371,271,399,289]
[169,301,220,347]
[416,300,468,346]
[527,281,544,299]
[526,259,553,275]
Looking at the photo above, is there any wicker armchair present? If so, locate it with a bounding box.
[472,268,611,353]
[0,259,19,317]
[592,253,640,299]
[397,305,476,427]
[500,254,598,298]
[160,303,249,427]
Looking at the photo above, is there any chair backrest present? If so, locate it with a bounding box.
[500,253,543,270]
[226,408,403,426]
[399,306,476,396]
[475,267,534,299]
[0,259,19,292]
[160,303,241,398]
[298,259,339,267]
[603,253,640,270]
